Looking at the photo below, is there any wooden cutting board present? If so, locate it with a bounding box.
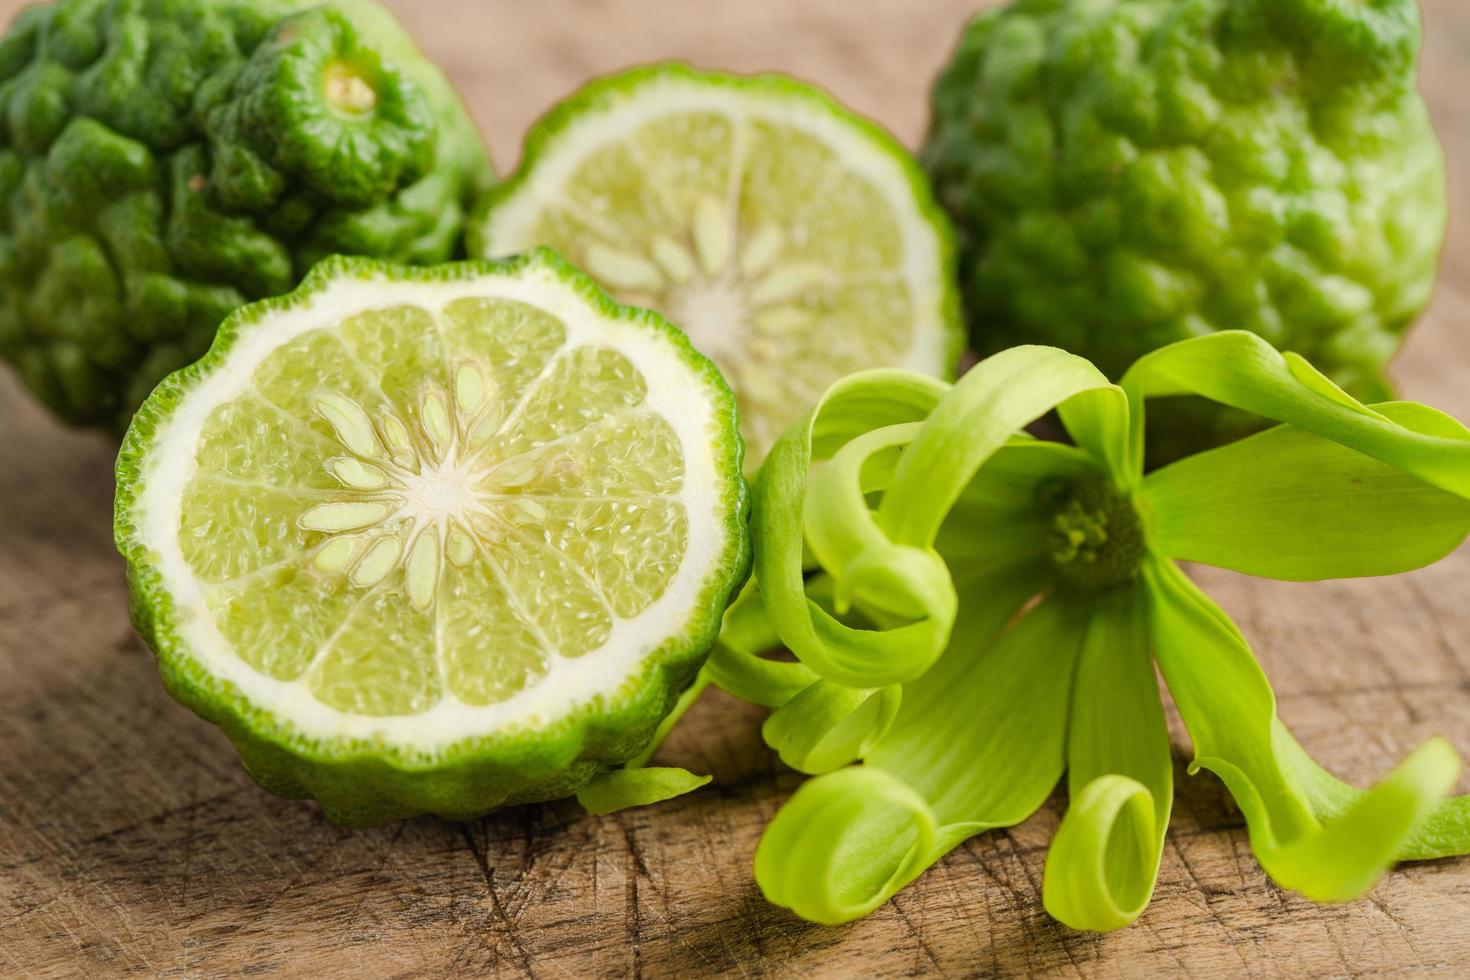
[3,1,1469,975]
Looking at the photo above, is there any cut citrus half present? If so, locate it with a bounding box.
[115,251,749,825]
[472,64,962,469]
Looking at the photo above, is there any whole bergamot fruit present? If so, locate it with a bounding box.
[0,0,492,431]
[923,0,1446,459]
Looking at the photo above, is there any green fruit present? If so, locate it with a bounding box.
[923,0,1446,458]
[472,64,963,470]
[0,0,492,431]
[114,251,749,825]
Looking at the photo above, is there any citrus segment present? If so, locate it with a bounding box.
[205,563,359,681]
[306,590,442,717]
[179,478,321,583]
[439,560,549,706]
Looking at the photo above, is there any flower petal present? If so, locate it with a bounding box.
[705,642,813,708]
[703,582,815,708]
[1044,586,1172,932]
[1120,332,1470,496]
[753,372,956,688]
[762,680,902,775]
[1276,725,1470,864]
[878,346,1117,546]
[1266,736,1460,901]
[755,348,1118,690]
[1045,777,1160,930]
[1143,405,1470,580]
[1145,557,1469,901]
[1057,385,1133,486]
[754,766,938,925]
[755,587,1083,924]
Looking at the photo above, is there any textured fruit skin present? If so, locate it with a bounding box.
[114,251,751,826]
[0,0,492,431]
[924,0,1446,457]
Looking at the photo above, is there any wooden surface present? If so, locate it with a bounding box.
[3,0,1470,976]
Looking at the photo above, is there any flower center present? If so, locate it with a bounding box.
[1038,475,1145,591]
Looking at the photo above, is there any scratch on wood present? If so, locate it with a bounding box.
[619,815,645,980]
[459,823,537,979]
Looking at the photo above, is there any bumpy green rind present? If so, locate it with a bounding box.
[114,250,751,826]
[468,61,967,381]
[0,0,493,432]
[923,0,1446,458]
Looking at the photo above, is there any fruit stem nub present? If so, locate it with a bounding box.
[324,61,378,115]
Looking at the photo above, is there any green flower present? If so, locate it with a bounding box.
[718,331,1470,930]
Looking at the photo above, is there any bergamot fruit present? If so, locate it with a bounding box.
[923,0,1446,458]
[472,64,962,469]
[0,0,493,432]
[114,251,749,825]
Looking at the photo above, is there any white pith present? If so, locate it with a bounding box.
[131,264,734,750]
[665,277,748,364]
[480,76,952,457]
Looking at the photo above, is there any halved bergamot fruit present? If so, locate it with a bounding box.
[115,250,749,825]
[472,63,962,468]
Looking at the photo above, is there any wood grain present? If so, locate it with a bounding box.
[2,0,1469,976]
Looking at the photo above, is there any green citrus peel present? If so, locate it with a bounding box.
[713,330,1470,930]
[0,0,493,432]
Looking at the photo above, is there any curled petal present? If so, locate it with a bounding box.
[754,766,938,925]
[762,680,902,775]
[1044,775,1161,932]
[756,350,1119,690]
[703,582,816,707]
[1146,557,1470,901]
[1044,586,1171,932]
[807,423,952,625]
[1265,736,1460,901]
[1120,331,1470,496]
[755,379,955,689]
[1278,724,1470,865]
[878,346,1119,546]
[704,641,814,709]
[755,587,1082,924]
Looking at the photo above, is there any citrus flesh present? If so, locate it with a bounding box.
[474,65,961,468]
[115,252,748,823]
